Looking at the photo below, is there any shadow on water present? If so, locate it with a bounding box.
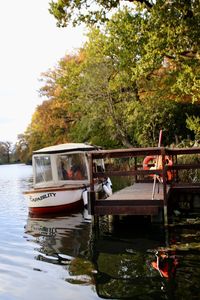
[24,210,200,300]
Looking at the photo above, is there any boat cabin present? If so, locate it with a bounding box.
[32,143,104,188]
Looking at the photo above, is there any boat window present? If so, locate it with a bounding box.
[34,156,53,184]
[57,153,88,181]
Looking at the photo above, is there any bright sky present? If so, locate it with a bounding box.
[0,0,86,143]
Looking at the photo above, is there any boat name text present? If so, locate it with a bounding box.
[30,193,56,202]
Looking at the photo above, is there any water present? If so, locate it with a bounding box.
[0,164,200,300]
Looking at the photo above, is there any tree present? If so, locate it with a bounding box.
[72,17,142,148]
[22,3,200,152]
[0,141,12,164]
[69,9,200,147]
[24,98,72,153]
[49,0,153,27]
[23,6,199,151]
[49,0,200,104]
[186,115,200,142]
[14,134,30,164]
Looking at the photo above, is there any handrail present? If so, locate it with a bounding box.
[91,146,164,159]
[91,146,200,159]
[88,146,200,218]
[89,146,200,186]
[93,169,163,178]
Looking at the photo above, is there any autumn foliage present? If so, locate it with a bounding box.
[16,1,200,161]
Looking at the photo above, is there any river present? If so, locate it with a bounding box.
[0,164,199,300]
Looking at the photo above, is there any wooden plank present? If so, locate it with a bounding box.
[166,147,200,155]
[94,169,162,178]
[91,146,163,159]
[171,164,200,170]
[95,199,163,206]
[170,184,200,193]
[91,146,200,159]
[106,183,165,201]
[172,183,200,188]
[94,206,159,215]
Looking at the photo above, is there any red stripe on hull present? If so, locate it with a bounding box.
[29,199,83,216]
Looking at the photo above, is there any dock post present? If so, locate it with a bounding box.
[174,154,178,182]
[134,157,138,183]
[163,205,168,227]
[88,190,95,215]
[88,152,99,230]
[88,191,99,233]
[161,147,168,226]
[88,153,95,215]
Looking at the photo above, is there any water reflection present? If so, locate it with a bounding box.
[90,217,200,299]
[24,212,200,300]
[25,214,89,256]
[90,217,165,299]
[25,213,95,284]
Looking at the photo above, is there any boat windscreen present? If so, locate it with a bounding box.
[57,153,88,181]
[34,156,53,184]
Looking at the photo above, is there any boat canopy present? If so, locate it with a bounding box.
[32,143,104,188]
[33,143,99,155]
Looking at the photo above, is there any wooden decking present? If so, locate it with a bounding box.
[93,183,166,216]
[107,183,165,201]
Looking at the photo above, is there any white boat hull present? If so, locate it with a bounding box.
[24,185,86,215]
[24,182,106,215]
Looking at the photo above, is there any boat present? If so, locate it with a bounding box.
[24,143,112,216]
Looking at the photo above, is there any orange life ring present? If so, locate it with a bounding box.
[143,156,156,170]
[143,155,173,181]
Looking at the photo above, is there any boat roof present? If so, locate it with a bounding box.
[33,143,100,155]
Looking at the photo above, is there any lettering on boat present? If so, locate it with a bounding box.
[30,193,56,202]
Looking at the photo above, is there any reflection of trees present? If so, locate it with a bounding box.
[67,257,95,285]
[91,218,200,299]
[25,213,200,299]
[90,218,167,299]
[94,249,157,299]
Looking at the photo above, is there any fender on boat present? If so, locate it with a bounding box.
[82,189,92,221]
[82,189,88,206]
[103,177,113,197]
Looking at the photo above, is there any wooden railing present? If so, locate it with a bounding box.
[87,146,200,216]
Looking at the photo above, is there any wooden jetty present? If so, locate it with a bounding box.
[87,146,200,225]
[94,183,166,215]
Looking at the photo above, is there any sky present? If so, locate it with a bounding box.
[0,0,86,143]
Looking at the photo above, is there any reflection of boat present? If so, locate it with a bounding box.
[24,143,112,215]
[25,214,96,285]
[25,213,91,260]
